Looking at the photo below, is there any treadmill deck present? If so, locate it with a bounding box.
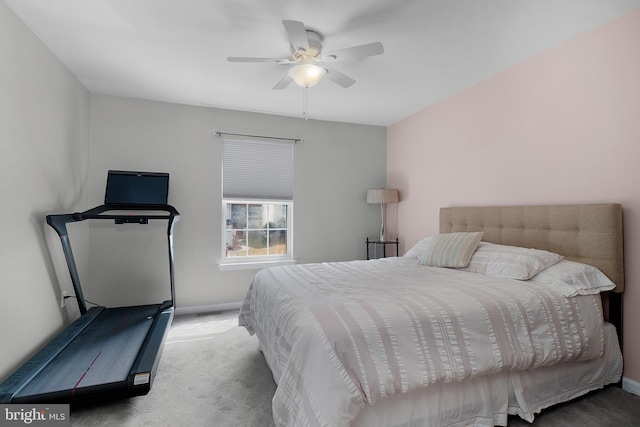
[1,303,173,404]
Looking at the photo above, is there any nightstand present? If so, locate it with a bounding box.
[366,237,399,260]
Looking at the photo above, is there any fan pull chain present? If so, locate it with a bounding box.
[302,87,308,118]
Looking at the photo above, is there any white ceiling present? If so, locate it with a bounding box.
[5,0,640,126]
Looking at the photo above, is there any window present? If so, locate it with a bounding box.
[221,137,293,269]
[224,202,290,257]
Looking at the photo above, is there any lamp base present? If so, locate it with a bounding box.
[379,203,386,242]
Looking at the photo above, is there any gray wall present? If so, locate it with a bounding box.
[87,95,387,310]
[0,2,90,380]
[0,0,386,382]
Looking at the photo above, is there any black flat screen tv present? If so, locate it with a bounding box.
[104,170,169,206]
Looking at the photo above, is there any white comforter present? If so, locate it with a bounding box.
[239,258,606,427]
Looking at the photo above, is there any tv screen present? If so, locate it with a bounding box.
[104,170,169,205]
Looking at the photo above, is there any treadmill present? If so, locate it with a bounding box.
[0,171,180,404]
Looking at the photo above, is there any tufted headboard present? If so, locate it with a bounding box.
[439,204,624,293]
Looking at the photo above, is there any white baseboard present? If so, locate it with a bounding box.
[174,302,242,316]
[622,376,640,396]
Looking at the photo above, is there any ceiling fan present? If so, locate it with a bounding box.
[227,20,384,90]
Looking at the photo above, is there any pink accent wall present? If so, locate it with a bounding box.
[387,7,640,385]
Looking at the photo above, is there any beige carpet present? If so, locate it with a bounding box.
[69,310,640,427]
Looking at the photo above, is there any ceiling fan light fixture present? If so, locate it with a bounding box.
[288,64,326,88]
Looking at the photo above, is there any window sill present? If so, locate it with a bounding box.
[218,259,297,272]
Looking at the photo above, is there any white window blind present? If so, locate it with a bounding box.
[222,138,293,200]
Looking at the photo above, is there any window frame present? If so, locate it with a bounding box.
[219,136,295,271]
[219,198,294,270]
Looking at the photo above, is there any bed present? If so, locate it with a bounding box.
[239,204,624,426]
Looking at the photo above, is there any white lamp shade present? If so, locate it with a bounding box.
[367,189,399,204]
[289,64,326,88]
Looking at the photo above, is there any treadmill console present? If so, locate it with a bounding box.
[104,170,169,206]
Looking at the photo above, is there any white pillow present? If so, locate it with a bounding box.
[403,236,433,259]
[529,260,616,297]
[418,232,483,268]
[460,242,562,280]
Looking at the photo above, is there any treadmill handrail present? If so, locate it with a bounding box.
[46,204,180,314]
[48,204,179,232]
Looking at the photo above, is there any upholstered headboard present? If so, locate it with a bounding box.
[439,204,624,293]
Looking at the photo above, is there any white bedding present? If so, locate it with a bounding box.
[239,257,612,427]
[352,322,621,427]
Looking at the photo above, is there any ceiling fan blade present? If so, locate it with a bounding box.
[322,42,384,62]
[282,20,309,52]
[324,67,356,88]
[273,74,293,90]
[227,56,292,64]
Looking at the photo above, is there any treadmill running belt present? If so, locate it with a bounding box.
[14,305,160,401]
